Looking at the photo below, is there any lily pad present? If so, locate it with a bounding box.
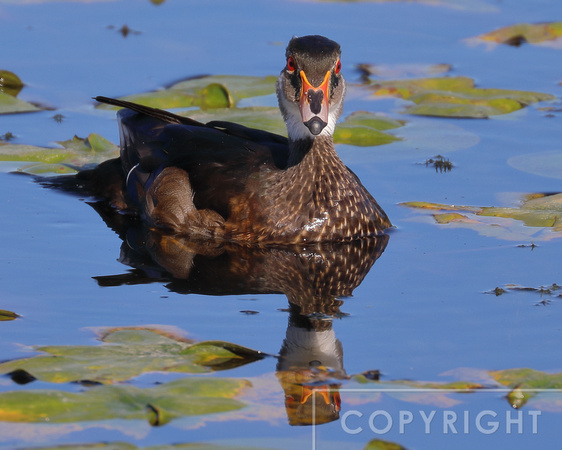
[185,107,402,147]
[334,111,403,146]
[401,193,562,241]
[492,369,562,390]
[0,309,19,321]
[468,22,562,48]
[98,75,277,110]
[185,106,286,136]
[366,76,555,118]
[0,377,248,424]
[0,70,24,97]
[0,133,119,174]
[0,326,264,383]
[365,439,406,450]
[0,91,41,115]
[490,368,562,408]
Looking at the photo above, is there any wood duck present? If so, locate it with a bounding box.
[83,35,391,244]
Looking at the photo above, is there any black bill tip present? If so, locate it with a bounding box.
[304,116,328,135]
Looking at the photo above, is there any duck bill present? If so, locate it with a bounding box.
[299,70,331,135]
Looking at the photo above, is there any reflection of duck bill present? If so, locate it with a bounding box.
[300,384,341,412]
[283,382,342,426]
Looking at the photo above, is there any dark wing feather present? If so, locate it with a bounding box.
[97,97,290,217]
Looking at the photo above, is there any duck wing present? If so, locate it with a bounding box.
[95,97,290,218]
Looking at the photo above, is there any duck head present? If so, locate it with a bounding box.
[277,35,346,142]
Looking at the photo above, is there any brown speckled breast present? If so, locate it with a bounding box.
[225,135,390,244]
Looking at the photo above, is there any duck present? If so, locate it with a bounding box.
[80,35,391,244]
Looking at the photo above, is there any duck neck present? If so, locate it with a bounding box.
[287,134,341,169]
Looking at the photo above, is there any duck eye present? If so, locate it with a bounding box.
[334,59,342,74]
[286,56,296,72]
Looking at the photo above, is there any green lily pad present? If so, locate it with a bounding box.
[170,75,277,103]
[0,133,119,174]
[490,368,562,408]
[0,326,264,383]
[365,439,406,450]
[401,193,562,241]
[0,70,24,97]
[185,106,286,136]
[469,22,562,48]
[99,75,277,110]
[0,309,19,321]
[334,111,403,146]
[0,376,248,424]
[185,107,402,147]
[0,91,41,115]
[492,368,562,389]
[366,76,555,118]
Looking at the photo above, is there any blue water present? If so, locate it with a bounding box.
[1,0,561,448]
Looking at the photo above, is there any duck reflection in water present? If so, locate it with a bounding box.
[87,204,388,426]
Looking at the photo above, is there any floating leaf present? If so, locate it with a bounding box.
[185,108,402,147]
[334,111,403,146]
[366,76,555,118]
[185,106,286,136]
[55,133,118,155]
[0,70,24,97]
[0,309,19,321]
[99,75,277,110]
[0,133,119,174]
[490,368,562,408]
[401,193,562,241]
[491,368,562,389]
[0,377,248,424]
[469,22,562,48]
[0,327,264,383]
[0,92,41,115]
[365,439,406,450]
[170,75,277,103]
